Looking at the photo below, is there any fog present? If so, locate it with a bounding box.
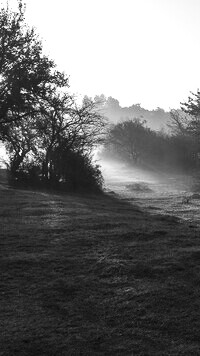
[98,156,200,224]
[94,96,170,131]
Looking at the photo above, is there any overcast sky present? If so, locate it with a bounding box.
[3,0,200,110]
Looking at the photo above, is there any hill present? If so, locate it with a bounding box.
[1,182,200,354]
[95,95,171,131]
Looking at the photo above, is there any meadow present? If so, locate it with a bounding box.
[1,177,200,355]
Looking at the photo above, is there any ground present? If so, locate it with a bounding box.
[1,175,200,355]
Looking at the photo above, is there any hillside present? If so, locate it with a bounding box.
[1,181,200,354]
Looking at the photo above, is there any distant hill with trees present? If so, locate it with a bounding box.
[93,95,171,131]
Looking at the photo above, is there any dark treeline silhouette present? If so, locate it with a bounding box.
[102,95,200,172]
[0,1,106,192]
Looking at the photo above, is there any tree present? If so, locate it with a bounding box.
[104,116,198,171]
[0,1,107,191]
[107,119,150,163]
[3,116,37,175]
[0,0,69,131]
[181,90,200,117]
[0,0,71,176]
[180,90,200,138]
[168,92,200,168]
[31,94,107,184]
[168,109,191,136]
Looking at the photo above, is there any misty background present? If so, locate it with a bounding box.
[1,0,200,207]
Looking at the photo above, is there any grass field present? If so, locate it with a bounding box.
[1,181,200,355]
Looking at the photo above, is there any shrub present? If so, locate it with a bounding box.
[8,150,104,193]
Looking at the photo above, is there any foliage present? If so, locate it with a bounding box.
[94,94,170,130]
[11,150,103,192]
[179,90,200,141]
[0,0,68,129]
[107,119,150,163]
[0,1,106,192]
[168,91,200,168]
[47,149,103,192]
[104,90,200,172]
[168,109,191,136]
[104,117,197,171]
[181,90,200,118]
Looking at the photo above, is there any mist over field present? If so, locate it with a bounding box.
[2,1,200,355]
[97,156,200,222]
[94,98,200,223]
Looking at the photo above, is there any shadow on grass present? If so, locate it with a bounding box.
[0,180,200,355]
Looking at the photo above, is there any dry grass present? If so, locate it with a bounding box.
[0,182,200,355]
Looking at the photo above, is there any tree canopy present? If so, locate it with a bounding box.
[0,1,107,192]
[0,1,69,128]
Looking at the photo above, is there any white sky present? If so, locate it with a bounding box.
[3,0,200,110]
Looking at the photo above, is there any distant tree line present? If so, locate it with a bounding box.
[93,94,170,131]
[103,93,200,172]
[0,1,106,192]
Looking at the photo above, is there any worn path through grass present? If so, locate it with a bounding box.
[1,185,200,355]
